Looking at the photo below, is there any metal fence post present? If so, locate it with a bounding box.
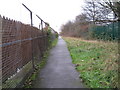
[30,12,35,69]
[41,20,44,56]
[22,3,35,69]
[36,15,46,52]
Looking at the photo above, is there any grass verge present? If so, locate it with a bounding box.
[23,38,58,88]
[63,36,118,88]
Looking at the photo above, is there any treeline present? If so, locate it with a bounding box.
[61,13,90,39]
[61,0,120,40]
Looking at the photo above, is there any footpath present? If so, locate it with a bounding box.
[33,36,84,88]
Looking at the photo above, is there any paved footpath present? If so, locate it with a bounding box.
[33,36,84,88]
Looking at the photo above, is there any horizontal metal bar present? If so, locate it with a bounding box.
[36,15,43,21]
[22,3,32,12]
[36,14,48,25]
[0,35,47,47]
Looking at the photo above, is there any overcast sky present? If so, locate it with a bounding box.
[0,0,85,33]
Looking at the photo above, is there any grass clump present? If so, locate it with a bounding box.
[63,37,118,88]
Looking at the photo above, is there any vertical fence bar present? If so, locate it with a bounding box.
[44,23,47,51]
[41,20,44,34]
[41,20,44,56]
[39,23,41,30]
[22,3,35,69]
[36,15,47,51]
[112,21,115,40]
[30,12,35,69]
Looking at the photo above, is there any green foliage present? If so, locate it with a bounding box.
[46,26,58,47]
[51,38,58,47]
[47,27,52,45]
[63,37,118,88]
[60,15,89,38]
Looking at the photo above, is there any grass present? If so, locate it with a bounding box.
[23,52,49,88]
[51,38,58,47]
[23,38,58,88]
[63,36,118,88]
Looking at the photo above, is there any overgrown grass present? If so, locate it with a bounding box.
[23,38,58,88]
[63,37,118,88]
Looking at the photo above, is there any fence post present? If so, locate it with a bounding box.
[112,22,115,40]
[41,20,44,57]
[36,15,47,52]
[30,12,35,69]
[22,3,35,69]
[0,15,2,89]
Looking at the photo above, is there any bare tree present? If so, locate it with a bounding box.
[75,13,89,24]
[61,13,90,38]
[98,0,120,21]
[83,0,96,24]
[61,21,75,36]
[83,0,113,24]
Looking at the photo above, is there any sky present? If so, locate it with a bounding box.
[0,0,85,33]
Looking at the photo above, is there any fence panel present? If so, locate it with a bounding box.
[0,16,58,88]
[90,22,119,40]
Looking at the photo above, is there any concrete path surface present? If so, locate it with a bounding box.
[33,36,84,88]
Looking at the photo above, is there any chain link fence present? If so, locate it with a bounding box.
[0,14,58,88]
[90,21,119,41]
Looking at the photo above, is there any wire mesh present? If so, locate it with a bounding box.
[90,22,119,40]
[0,15,58,88]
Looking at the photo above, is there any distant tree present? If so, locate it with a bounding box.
[83,0,99,24]
[74,13,90,38]
[61,21,75,36]
[61,13,90,38]
[75,13,89,24]
[61,0,120,40]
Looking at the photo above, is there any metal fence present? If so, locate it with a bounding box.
[0,15,58,88]
[90,21,120,41]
